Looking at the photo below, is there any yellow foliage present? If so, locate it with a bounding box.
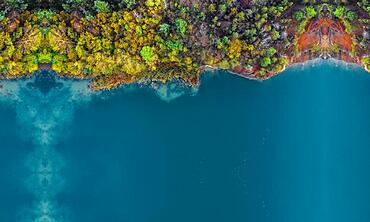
[48,27,74,53]
[245,44,255,52]
[229,38,242,59]
[16,28,42,53]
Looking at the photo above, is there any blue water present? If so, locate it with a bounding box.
[1,61,370,222]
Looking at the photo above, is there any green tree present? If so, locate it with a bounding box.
[0,12,4,21]
[305,6,317,18]
[346,11,357,21]
[293,10,305,21]
[260,57,271,68]
[362,57,370,65]
[266,47,277,57]
[271,30,280,41]
[219,4,227,13]
[3,0,28,10]
[175,18,187,35]
[119,0,136,9]
[159,23,170,35]
[166,40,183,50]
[136,25,143,36]
[62,0,87,11]
[94,0,110,13]
[140,46,154,61]
[334,6,346,18]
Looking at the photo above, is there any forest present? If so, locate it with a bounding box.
[0,0,369,90]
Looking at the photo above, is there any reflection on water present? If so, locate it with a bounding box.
[1,62,370,222]
[152,81,199,102]
[0,71,94,221]
[0,71,196,221]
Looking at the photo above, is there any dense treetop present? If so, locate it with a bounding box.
[0,0,369,90]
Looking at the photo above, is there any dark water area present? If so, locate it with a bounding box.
[1,61,370,222]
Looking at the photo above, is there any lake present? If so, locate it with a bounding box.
[1,60,370,222]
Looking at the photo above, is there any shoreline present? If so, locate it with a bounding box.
[0,58,368,92]
[201,55,369,84]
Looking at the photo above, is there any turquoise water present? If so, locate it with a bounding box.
[1,61,370,222]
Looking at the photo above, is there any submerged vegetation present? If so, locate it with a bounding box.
[0,0,369,90]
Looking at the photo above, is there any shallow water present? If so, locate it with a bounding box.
[1,61,370,222]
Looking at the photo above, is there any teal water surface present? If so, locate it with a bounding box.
[1,61,370,222]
